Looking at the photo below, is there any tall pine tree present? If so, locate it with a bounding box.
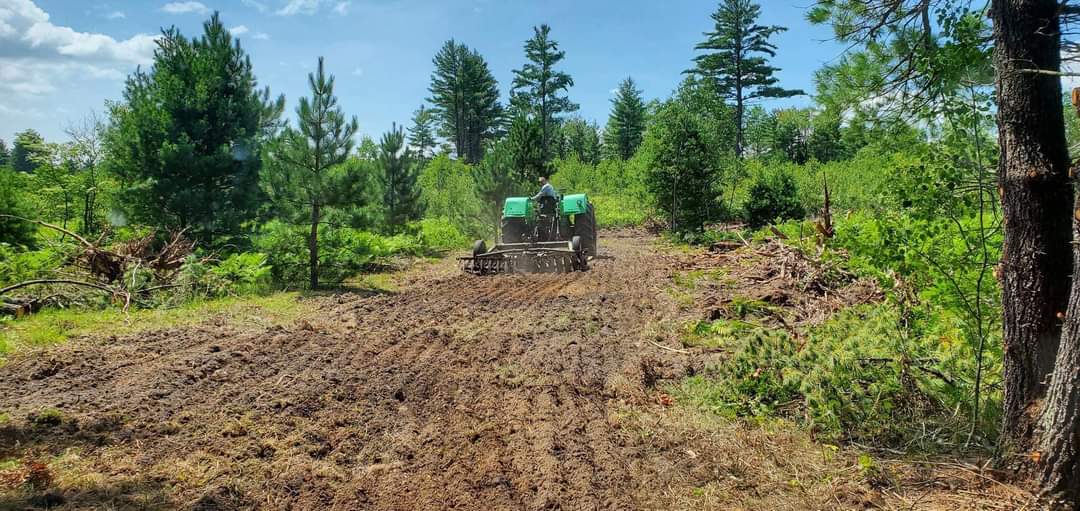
[407,105,437,160]
[105,13,283,242]
[511,24,578,166]
[379,122,422,229]
[261,57,359,289]
[689,0,803,157]
[427,40,504,164]
[603,77,647,160]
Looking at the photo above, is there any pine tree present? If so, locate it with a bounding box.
[603,77,647,160]
[476,140,521,225]
[427,40,504,164]
[105,13,283,242]
[507,113,547,182]
[511,24,578,165]
[689,0,803,157]
[12,129,46,173]
[262,57,359,289]
[560,117,601,164]
[379,122,422,228]
[407,105,437,160]
[0,138,9,168]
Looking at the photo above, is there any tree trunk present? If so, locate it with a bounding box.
[1038,215,1080,506]
[991,0,1073,452]
[309,202,320,290]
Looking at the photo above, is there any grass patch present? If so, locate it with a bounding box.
[0,292,311,359]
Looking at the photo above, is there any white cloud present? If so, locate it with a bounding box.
[106,10,126,20]
[0,0,157,99]
[276,0,321,16]
[252,32,270,40]
[161,2,211,15]
[228,25,249,36]
[241,0,268,12]
[276,0,348,16]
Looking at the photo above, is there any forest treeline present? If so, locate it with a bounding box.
[4,0,1080,503]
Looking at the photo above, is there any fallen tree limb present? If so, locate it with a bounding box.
[0,215,95,249]
[0,279,119,297]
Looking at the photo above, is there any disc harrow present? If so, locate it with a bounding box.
[460,242,588,276]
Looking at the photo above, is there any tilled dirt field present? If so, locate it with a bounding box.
[0,232,1033,510]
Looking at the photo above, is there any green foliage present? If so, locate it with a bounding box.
[689,0,803,156]
[415,217,469,253]
[742,169,805,228]
[254,221,371,287]
[105,13,283,243]
[675,305,975,446]
[643,94,726,231]
[418,155,489,238]
[507,113,548,182]
[511,24,578,164]
[176,252,272,299]
[475,141,525,224]
[427,40,504,164]
[0,168,36,247]
[261,56,358,289]
[558,117,601,165]
[604,77,648,160]
[0,138,9,168]
[407,105,438,160]
[0,244,66,288]
[11,129,46,173]
[379,123,422,228]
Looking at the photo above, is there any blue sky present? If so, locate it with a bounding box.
[1,0,847,145]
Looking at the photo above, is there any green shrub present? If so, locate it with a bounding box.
[0,167,37,248]
[415,217,469,254]
[675,305,968,446]
[742,169,805,228]
[0,244,67,288]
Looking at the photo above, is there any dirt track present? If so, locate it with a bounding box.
[0,232,711,510]
[0,232,1033,510]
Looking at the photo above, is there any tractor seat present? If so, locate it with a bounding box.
[537,196,558,215]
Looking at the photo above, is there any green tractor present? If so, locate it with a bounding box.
[461,193,597,275]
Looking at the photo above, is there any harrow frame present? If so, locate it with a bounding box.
[460,241,588,275]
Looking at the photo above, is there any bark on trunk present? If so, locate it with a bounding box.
[1039,221,1080,506]
[991,0,1073,452]
[309,202,320,290]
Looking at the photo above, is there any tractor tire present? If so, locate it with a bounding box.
[472,240,487,257]
[574,204,598,257]
[501,218,528,244]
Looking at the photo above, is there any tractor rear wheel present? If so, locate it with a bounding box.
[472,240,487,257]
[501,218,528,244]
[574,204,597,257]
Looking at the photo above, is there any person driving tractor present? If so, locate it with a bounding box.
[532,176,557,202]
